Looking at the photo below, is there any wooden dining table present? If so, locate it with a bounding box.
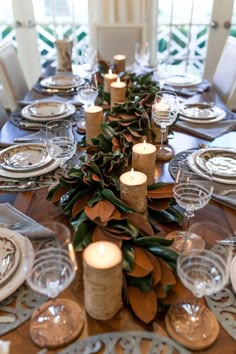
[0,80,235,353]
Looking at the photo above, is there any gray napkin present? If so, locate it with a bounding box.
[174,119,236,141]
[0,203,55,239]
[212,183,236,210]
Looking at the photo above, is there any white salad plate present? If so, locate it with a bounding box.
[0,235,20,286]
[40,74,83,89]
[0,143,52,172]
[22,103,76,122]
[179,105,226,124]
[165,74,202,87]
[29,101,68,117]
[0,228,34,302]
[188,149,236,185]
[195,148,236,177]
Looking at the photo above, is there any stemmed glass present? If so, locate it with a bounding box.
[24,222,85,348]
[134,42,150,73]
[152,91,178,160]
[166,243,231,350]
[46,119,76,176]
[80,46,98,79]
[166,161,213,252]
[77,75,98,131]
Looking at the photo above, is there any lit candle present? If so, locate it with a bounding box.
[153,99,170,112]
[110,77,126,108]
[83,241,123,320]
[103,69,118,93]
[113,54,126,73]
[120,169,147,215]
[84,104,103,144]
[132,140,157,185]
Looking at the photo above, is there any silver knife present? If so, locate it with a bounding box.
[216,237,236,245]
[19,121,46,129]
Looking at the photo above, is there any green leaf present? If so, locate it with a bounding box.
[111,222,139,238]
[145,245,178,264]
[134,236,174,247]
[87,191,103,207]
[147,182,169,190]
[100,122,115,141]
[126,273,153,292]
[101,189,135,212]
[63,188,92,215]
[122,243,134,272]
[73,221,94,251]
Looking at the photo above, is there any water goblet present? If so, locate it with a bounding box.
[166,161,213,252]
[25,222,85,348]
[152,90,178,161]
[80,46,98,78]
[134,42,150,72]
[46,119,76,176]
[77,80,98,131]
[165,244,231,350]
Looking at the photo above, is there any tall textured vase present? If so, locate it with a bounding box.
[55,38,73,72]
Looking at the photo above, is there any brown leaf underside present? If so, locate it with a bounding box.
[128,286,157,323]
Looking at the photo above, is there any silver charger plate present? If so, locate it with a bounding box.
[179,105,226,124]
[0,236,20,286]
[166,74,202,87]
[179,103,220,120]
[0,144,52,172]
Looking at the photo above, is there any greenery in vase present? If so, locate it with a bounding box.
[47,69,183,323]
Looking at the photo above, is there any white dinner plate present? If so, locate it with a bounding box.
[188,149,236,185]
[29,101,68,117]
[166,74,202,87]
[0,236,20,286]
[40,75,83,89]
[0,144,52,172]
[22,103,76,122]
[179,103,221,120]
[179,106,226,124]
[195,148,236,177]
[0,228,34,302]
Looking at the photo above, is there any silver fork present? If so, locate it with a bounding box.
[217,189,236,196]
[0,221,26,229]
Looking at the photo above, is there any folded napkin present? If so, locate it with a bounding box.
[0,203,55,239]
[165,79,210,97]
[212,182,236,210]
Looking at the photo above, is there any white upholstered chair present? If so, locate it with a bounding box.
[0,40,29,111]
[212,36,236,110]
[95,24,144,65]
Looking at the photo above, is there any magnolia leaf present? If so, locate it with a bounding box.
[128,286,157,323]
[72,193,93,217]
[126,247,153,278]
[158,257,176,286]
[100,122,115,141]
[122,244,134,272]
[84,200,115,225]
[63,188,92,215]
[101,189,135,213]
[154,282,168,299]
[87,191,103,207]
[92,225,122,248]
[161,276,192,305]
[109,222,139,238]
[73,220,94,251]
[134,236,174,247]
[47,184,68,203]
[103,226,131,239]
[145,251,162,287]
[126,213,154,236]
[148,199,170,211]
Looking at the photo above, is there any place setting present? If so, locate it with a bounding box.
[163,74,210,97]
[34,73,85,95]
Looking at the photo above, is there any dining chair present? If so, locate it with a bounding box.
[212,36,236,110]
[0,102,8,128]
[0,40,29,111]
[95,24,144,65]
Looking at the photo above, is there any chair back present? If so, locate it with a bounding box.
[95,24,144,65]
[212,36,236,110]
[0,40,28,111]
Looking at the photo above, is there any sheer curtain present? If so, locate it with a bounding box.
[88,0,158,65]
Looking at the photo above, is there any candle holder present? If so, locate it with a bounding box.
[84,105,103,144]
[113,54,126,74]
[83,241,123,320]
[132,141,156,185]
[110,78,126,108]
[104,69,118,93]
[120,170,147,215]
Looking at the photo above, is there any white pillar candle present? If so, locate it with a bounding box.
[84,105,103,144]
[132,141,157,185]
[83,241,123,320]
[120,169,147,215]
[110,77,126,108]
[113,54,126,73]
[103,69,118,93]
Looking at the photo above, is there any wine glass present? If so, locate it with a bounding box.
[134,42,150,72]
[24,222,84,348]
[80,46,98,79]
[152,91,178,161]
[166,161,213,252]
[77,78,98,131]
[166,242,231,350]
[46,119,76,176]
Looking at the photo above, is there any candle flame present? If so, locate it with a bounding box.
[117,77,120,83]
[99,242,105,254]
[91,102,94,108]
[131,168,135,180]
[143,140,146,150]
[108,68,112,75]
